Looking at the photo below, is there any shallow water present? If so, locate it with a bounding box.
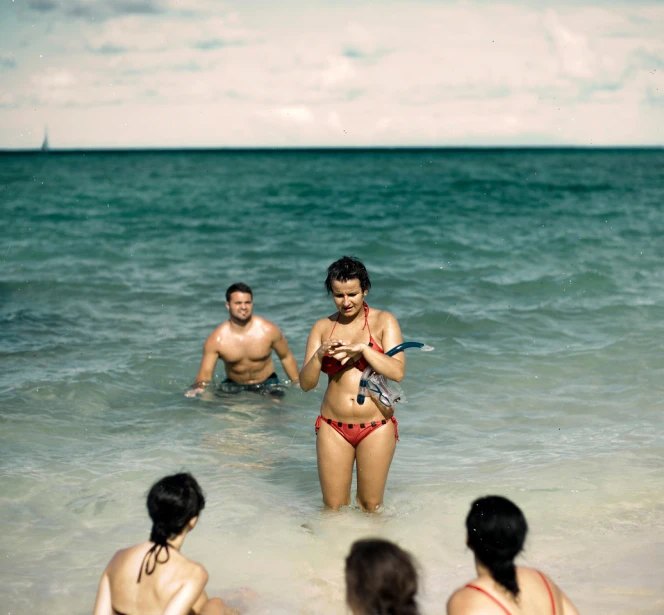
[1,149,663,614]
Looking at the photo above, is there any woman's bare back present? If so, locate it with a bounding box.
[448,566,580,615]
[95,542,210,615]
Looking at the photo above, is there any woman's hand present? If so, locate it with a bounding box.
[330,342,366,366]
[315,339,345,361]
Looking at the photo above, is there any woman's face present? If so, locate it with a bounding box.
[330,278,366,317]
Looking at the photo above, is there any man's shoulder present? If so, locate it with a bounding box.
[209,320,230,332]
[203,322,229,345]
[252,315,281,333]
[251,314,273,325]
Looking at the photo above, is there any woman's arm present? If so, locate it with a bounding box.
[549,575,580,615]
[92,569,113,615]
[561,591,580,615]
[299,322,343,391]
[164,565,209,615]
[299,324,324,391]
[446,587,473,615]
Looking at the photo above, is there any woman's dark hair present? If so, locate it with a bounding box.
[466,495,528,598]
[345,538,420,615]
[325,256,371,294]
[147,473,206,545]
[225,282,253,302]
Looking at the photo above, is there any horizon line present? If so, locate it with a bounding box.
[1,144,663,154]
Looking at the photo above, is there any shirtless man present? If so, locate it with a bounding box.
[185,283,299,397]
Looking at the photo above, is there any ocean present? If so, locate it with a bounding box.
[1,148,663,614]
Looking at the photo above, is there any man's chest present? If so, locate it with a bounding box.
[218,336,272,364]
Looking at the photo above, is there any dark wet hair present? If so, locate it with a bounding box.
[345,538,420,615]
[325,256,372,294]
[147,473,206,545]
[225,282,253,302]
[466,495,528,598]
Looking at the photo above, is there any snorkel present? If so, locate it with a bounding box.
[357,342,434,407]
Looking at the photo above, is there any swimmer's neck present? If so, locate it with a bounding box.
[229,315,253,330]
[474,556,499,580]
[162,527,190,552]
[336,307,364,326]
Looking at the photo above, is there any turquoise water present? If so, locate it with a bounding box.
[1,149,663,614]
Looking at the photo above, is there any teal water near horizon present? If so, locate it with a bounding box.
[1,149,663,614]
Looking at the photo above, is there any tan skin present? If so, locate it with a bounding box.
[93,518,237,615]
[300,279,404,511]
[446,543,580,615]
[186,292,299,396]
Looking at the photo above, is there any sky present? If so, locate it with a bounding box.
[0,0,662,149]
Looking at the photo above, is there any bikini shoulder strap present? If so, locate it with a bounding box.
[328,313,340,338]
[536,571,556,615]
[362,301,370,332]
[464,584,512,615]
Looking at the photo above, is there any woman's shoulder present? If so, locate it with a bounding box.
[369,306,399,329]
[108,541,151,564]
[164,554,209,599]
[367,304,395,319]
[155,548,208,586]
[105,542,155,579]
[516,566,561,596]
[312,314,338,330]
[516,565,551,582]
[177,554,208,582]
[445,582,483,615]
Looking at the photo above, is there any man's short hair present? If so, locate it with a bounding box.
[225,282,253,302]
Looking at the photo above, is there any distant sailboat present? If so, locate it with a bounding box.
[41,127,50,152]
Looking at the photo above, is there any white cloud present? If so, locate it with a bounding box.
[543,9,597,80]
[31,68,77,89]
[342,22,383,59]
[275,106,314,124]
[85,15,252,53]
[2,1,663,147]
[320,55,356,88]
[327,110,343,132]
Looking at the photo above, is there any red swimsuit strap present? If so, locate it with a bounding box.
[328,302,370,339]
[362,301,370,332]
[536,571,556,615]
[327,315,339,339]
[464,585,512,615]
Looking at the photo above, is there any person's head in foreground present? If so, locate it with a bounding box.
[147,472,206,547]
[446,495,580,615]
[466,494,527,596]
[93,473,230,615]
[345,538,420,615]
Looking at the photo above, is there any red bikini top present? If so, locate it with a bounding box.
[321,302,384,375]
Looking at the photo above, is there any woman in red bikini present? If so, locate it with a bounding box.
[300,256,405,511]
[447,496,580,615]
